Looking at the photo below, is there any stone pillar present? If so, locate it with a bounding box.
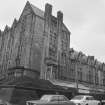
[57,11,63,53]
[57,11,63,79]
[45,3,52,19]
[57,11,63,22]
[40,4,52,79]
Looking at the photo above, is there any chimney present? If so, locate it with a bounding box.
[45,3,52,16]
[57,11,63,22]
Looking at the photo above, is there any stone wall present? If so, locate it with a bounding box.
[0,2,70,80]
[40,3,70,80]
[0,2,45,79]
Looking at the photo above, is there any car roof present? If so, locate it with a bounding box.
[41,94,65,97]
[26,94,67,102]
[75,95,93,97]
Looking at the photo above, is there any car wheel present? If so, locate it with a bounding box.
[85,104,88,105]
[98,103,101,105]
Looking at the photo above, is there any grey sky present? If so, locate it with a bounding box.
[0,0,105,62]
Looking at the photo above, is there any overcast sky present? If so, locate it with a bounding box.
[0,0,105,63]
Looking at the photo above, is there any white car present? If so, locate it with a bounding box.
[70,95,100,105]
[26,94,75,105]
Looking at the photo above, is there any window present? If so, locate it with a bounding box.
[86,97,94,100]
[61,30,69,51]
[58,96,69,101]
[52,66,56,79]
[46,66,52,80]
[40,95,51,101]
[49,32,57,58]
[49,31,57,47]
[95,71,99,85]
[50,96,59,102]
[15,70,22,77]
[61,52,66,64]
[49,47,56,58]
[61,40,67,51]
[78,68,82,81]
[72,95,84,100]
[88,70,91,83]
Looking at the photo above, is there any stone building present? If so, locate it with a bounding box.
[0,1,70,81]
[69,48,105,94]
[0,1,105,96]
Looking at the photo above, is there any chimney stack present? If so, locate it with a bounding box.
[45,3,52,16]
[57,11,63,22]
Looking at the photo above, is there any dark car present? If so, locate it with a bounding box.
[26,94,75,105]
[101,100,105,105]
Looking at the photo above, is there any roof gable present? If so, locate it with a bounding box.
[62,23,70,34]
[30,3,44,18]
[20,1,44,20]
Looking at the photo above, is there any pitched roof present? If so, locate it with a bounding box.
[29,2,44,18]
[70,50,79,59]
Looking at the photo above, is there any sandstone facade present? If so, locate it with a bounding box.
[1,1,105,94]
[0,1,70,80]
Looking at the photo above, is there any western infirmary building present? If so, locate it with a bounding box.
[0,1,105,94]
[0,1,70,80]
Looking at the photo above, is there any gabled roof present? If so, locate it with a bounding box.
[11,18,18,28]
[28,1,44,18]
[70,50,79,59]
[62,24,71,34]
[81,55,88,63]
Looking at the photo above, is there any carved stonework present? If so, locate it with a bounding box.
[0,2,70,81]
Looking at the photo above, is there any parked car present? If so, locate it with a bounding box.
[70,95,100,105]
[101,100,105,105]
[26,94,75,105]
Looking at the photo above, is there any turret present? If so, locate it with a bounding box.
[11,18,18,29]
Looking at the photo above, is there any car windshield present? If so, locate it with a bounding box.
[40,95,51,102]
[72,96,84,100]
